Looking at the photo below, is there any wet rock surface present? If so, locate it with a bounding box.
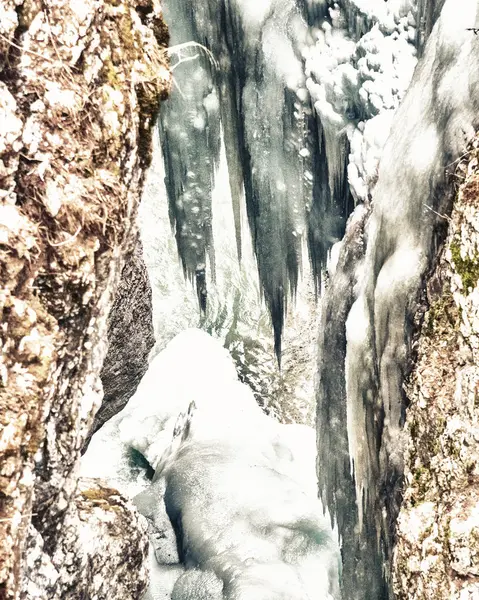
[87,235,155,446]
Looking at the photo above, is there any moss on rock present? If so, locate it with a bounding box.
[0,0,170,597]
[450,239,479,292]
[393,135,479,599]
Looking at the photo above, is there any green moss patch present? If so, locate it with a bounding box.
[450,239,479,292]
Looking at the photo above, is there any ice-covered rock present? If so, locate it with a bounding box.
[317,1,479,598]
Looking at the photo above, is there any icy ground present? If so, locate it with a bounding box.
[82,329,340,599]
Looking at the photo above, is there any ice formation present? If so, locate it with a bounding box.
[82,329,340,599]
[161,0,315,359]
[140,131,319,424]
[84,1,479,599]
[317,1,479,598]
[158,0,426,358]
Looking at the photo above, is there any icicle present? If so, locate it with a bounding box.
[159,0,222,310]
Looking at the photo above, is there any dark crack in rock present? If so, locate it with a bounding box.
[85,235,155,449]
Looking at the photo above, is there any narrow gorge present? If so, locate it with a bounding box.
[1,0,478,599]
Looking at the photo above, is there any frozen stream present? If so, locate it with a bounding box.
[82,129,330,598]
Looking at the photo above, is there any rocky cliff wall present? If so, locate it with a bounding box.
[0,0,169,597]
[393,136,479,600]
[86,235,155,449]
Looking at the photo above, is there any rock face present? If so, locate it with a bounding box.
[23,479,150,599]
[393,138,479,599]
[88,235,155,446]
[0,0,169,597]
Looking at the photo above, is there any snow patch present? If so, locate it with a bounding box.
[83,329,340,599]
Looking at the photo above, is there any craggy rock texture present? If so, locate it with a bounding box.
[0,0,169,597]
[23,479,149,599]
[394,138,479,599]
[89,235,155,445]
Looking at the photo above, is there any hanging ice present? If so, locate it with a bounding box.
[159,0,353,360]
[316,1,479,598]
[157,0,425,360]
[139,1,455,597]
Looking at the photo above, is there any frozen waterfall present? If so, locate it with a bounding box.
[159,0,423,358]
[317,1,479,599]
[151,2,422,594]
[84,0,479,599]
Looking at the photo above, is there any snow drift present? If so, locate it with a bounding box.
[82,329,340,599]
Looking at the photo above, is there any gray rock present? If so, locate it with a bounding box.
[134,479,180,566]
[86,235,155,447]
[23,479,150,600]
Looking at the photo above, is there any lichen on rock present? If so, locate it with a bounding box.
[0,0,170,597]
[394,136,479,600]
[23,479,149,599]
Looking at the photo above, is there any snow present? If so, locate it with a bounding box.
[117,329,245,469]
[83,329,340,599]
[234,0,274,29]
[304,6,417,203]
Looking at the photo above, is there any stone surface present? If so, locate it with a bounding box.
[86,235,155,447]
[23,479,149,599]
[0,0,170,597]
[393,137,479,599]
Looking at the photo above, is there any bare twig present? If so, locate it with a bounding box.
[444,149,472,170]
[423,204,452,222]
[47,226,82,247]
[43,12,76,85]
[0,513,38,523]
[171,54,200,71]
[0,31,58,65]
[170,74,186,100]
[168,41,218,70]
